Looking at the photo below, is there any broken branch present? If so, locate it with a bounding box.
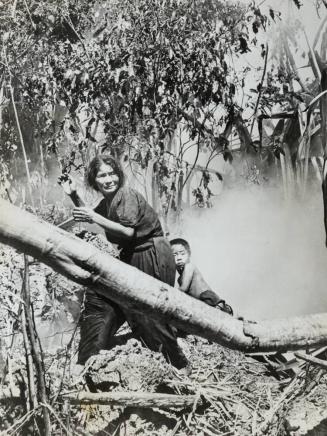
[63,391,202,409]
[294,352,327,370]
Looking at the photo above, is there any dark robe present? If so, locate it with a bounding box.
[78,186,188,369]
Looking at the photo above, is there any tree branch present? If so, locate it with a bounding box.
[63,391,202,408]
[250,44,269,136]
[294,352,327,370]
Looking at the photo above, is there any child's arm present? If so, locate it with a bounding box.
[178,263,195,293]
[198,290,221,306]
[199,290,234,316]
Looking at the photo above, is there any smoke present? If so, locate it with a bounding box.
[179,184,327,321]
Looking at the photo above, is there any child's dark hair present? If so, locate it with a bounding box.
[86,154,125,191]
[170,238,191,253]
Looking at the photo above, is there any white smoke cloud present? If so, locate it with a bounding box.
[178,184,327,320]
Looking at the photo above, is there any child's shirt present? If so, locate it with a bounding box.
[177,262,221,305]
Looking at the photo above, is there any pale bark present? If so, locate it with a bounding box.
[1,199,327,353]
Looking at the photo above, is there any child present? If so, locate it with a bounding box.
[170,238,233,315]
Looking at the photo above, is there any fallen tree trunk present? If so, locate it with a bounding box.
[1,199,327,353]
[63,391,201,408]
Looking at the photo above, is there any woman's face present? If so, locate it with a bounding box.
[95,163,120,197]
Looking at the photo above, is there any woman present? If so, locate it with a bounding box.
[61,154,188,369]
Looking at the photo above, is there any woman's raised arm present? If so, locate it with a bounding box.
[58,175,86,207]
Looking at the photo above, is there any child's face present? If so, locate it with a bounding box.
[171,244,190,270]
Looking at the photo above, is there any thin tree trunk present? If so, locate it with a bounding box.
[1,199,327,353]
[280,153,288,199]
[284,144,295,197]
[320,66,327,245]
[8,83,34,207]
[23,256,51,435]
[38,130,45,208]
[177,169,184,213]
[250,44,269,135]
[21,306,38,411]
[186,174,192,207]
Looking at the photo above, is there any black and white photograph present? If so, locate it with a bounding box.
[1,0,327,434]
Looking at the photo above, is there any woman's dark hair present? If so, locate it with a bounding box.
[170,238,191,253]
[86,155,125,191]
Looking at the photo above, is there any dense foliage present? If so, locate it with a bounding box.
[0,0,325,210]
[0,0,277,178]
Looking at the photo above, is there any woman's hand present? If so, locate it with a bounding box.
[73,207,96,223]
[58,174,77,195]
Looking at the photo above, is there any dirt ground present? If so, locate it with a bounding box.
[1,238,327,436]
